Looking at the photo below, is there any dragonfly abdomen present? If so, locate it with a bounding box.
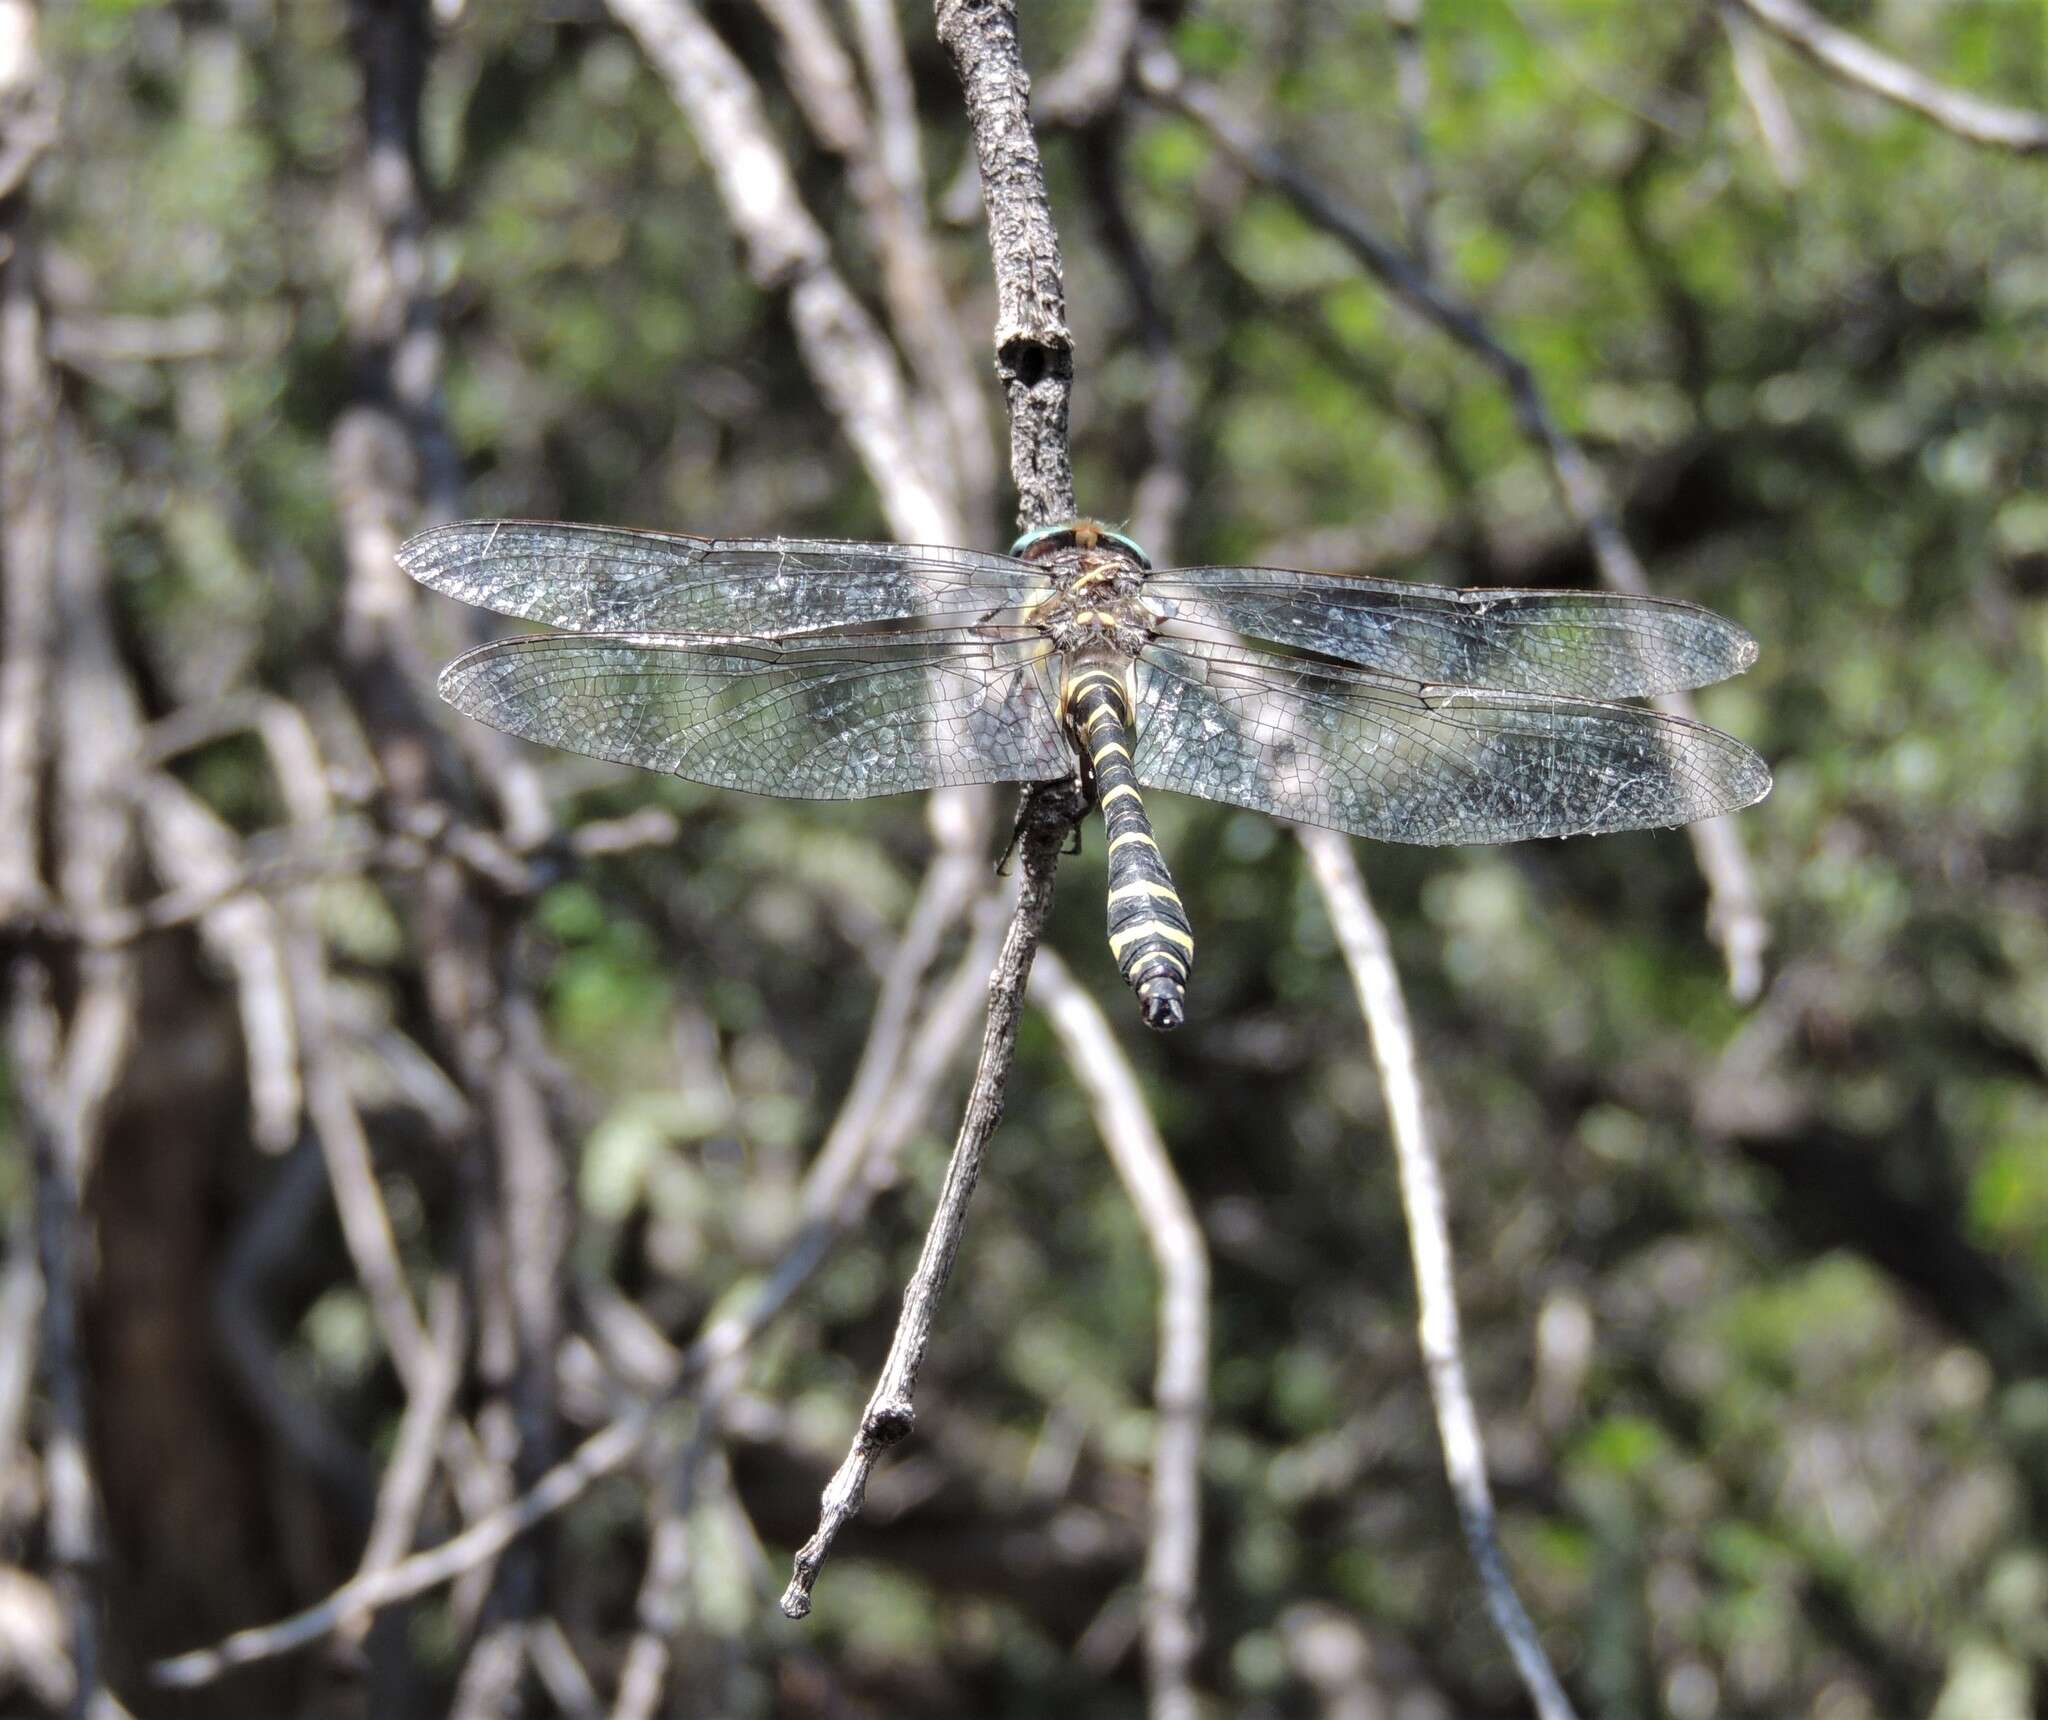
[1065,663,1194,1031]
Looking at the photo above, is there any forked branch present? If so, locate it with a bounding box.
[1728,0,2048,155]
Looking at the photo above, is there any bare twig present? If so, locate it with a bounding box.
[1727,0,2048,155]
[780,778,1086,1619]
[0,99,55,923]
[32,444,144,1720]
[0,444,144,1719]
[608,872,1013,1701]
[337,7,570,1694]
[1717,0,1807,187]
[153,857,1019,1687]
[1033,952,1208,1720]
[937,0,1079,529]
[162,0,1093,1683]
[0,44,69,1701]
[758,0,995,528]
[605,1477,696,1720]
[132,775,303,1153]
[777,0,1095,1616]
[448,1619,528,1720]
[527,1617,602,1720]
[154,1407,657,1689]
[1035,0,1140,127]
[1137,40,1770,1001]
[288,921,435,1386]
[0,1233,42,1510]
[797,805,989,1219]
[1298,827,1577,1720]
[852,0,1002,530]
[606,1356,739,1720]
[8,968,98,1720]
[339,1280,467,1649]
[611,0,957,545]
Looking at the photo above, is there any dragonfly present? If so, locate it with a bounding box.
[399,518,1770,1030]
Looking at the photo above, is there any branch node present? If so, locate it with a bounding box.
[864,1400,915,1445]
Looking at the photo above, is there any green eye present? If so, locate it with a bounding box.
[1008,519,1154,569]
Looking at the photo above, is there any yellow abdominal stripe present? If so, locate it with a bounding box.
[1090,739,1131,764]
[1108,878,1180,906]
[1065,671,1128,719]
[1099,782,1142,810]
[1108,922,1193,965]
[1106,829,1160,858]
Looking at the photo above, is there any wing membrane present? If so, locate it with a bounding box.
[401,521,1047,637]
[1132,643,1770,844]
[439,630,1070,799]
[1144,567,1756,698]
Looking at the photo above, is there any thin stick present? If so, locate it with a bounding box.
[1137,40,1770,1002]
[8,965,99,1720]
[153,1406,658,1689]
[611,0,957,545]
[779,779,1086,1618]
[936,0,1078,528]
[1728,0,2048,155]
[130,774,301,1153]
[1033,952,1208,1720]
[1298,827,1577,1720]
[40,436,144,1720]
[1035,0,1140,127]
[839,0,987,517]
[338,1279,467,1650]
[1717,0,1807,187]
[606,1349,743,1720]
[152,871,1018,1688]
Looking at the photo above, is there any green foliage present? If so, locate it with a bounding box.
[19,0,2047,1713]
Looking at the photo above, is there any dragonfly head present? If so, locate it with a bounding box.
[1010,519,1152,571]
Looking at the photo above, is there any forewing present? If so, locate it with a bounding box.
[1144,566,1757,698]
[401,521,1046,636]
[1132,643,1771,844]
[439,630,1071,799]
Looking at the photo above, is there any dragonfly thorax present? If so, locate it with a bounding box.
[1023,541,1162,663]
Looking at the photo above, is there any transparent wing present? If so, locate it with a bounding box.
[439,629,1071,799]
[1132,643,1771,844]
[1143,566,1757,698]
[401,521,1048,637]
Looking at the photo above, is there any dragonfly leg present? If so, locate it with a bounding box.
[996,767,1089,874]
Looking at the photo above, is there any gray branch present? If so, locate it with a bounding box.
[1729,0,2048,155]
[779,778,1088,1618]
[1300,827,1578,1720]
[936,0,1078,529]
[1033,952,1208,1720]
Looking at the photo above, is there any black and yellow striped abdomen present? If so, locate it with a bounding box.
[1064,662,1194,1031]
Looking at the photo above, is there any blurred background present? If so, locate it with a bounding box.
[2,0,2045,1715]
